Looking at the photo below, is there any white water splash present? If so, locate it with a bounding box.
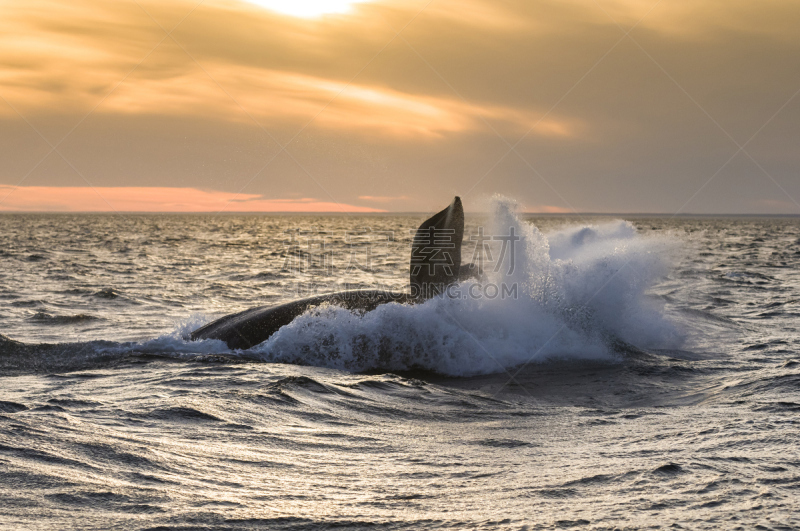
[248,196,684,375]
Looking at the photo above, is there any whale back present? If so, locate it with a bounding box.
[190,290,411,350]
[410,196,464,300]
[190,198,466,350]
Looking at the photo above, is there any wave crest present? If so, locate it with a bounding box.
[250,197,684,376]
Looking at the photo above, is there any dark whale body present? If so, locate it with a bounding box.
[190,197,468,350]
[190,290,411,350]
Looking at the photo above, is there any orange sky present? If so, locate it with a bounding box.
[0,185,385,212]
[0,0,798,212]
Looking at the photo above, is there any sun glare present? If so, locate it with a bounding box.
[242,0,371,17]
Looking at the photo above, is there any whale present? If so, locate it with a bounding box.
[190,197,472,350]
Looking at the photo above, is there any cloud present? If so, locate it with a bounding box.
[357,195,410,202]
[0,0,798,213]
[524,204,573,214]
[0,0,580,139]
[753,198,799,213]
[0,186,385,212]
[0,62,579,139]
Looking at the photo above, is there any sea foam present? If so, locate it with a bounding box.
[247,197,684,375]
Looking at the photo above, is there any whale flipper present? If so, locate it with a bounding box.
[190,197,465,349]
[409,196,464,300]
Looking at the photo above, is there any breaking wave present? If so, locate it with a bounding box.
[0,198,685,377]
[249,197,684,375]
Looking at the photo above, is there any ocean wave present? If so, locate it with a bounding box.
[0,198,685,377]
[29,312,103,325]
[247,197,684,375]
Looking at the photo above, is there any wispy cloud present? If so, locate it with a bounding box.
[0,186,385,212]
[524,204,573,214]
[0,0,797,213]
[358,195,410,202]
[0,62,580,139]
[0,0,580,140]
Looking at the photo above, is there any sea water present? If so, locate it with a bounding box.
[0,201,798,529]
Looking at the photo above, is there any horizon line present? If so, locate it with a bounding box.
[1,210,798,217]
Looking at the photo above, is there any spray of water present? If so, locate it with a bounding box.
[245,196,683,375]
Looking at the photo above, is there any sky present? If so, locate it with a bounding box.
[0,0,798,213]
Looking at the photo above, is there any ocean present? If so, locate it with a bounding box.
[1,202,798,529]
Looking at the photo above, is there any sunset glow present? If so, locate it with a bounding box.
[0,186,384,212]
[241,0,372,18]
[0,0,797,213]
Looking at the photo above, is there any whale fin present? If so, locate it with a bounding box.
[410,196,464,300]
